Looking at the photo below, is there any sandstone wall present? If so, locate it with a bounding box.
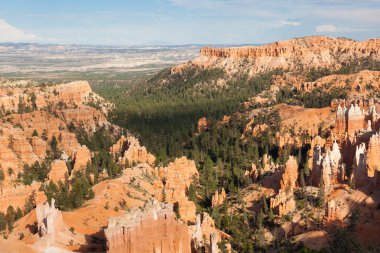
[199,37,379,65]
[105,201,191,253]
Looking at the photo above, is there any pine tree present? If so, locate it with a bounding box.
[262,197,269,214]
[50,136,59,159]
[0,212,6,231]
[0,168,4,181]
[15,207,23,220]
[202,156,214,198]
[300,169,306,188]
[5,205,16,232]
[24,192,36,214]
[257,208,265,228]
[161,189,167,203]
[317,182,325,208]
[32,129,38,137]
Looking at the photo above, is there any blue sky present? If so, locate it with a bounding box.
[0,0,379,45]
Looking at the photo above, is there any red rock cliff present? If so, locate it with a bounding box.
[200,37,380,60]
[192,37,380,76]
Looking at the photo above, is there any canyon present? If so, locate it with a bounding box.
[1,36,380,253]
[0,79,227,253]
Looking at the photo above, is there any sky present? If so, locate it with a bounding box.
[0,0,379,45]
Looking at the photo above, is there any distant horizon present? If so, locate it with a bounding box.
[0,35,378,48]
[0,1,379,45]
[0,41,258,47]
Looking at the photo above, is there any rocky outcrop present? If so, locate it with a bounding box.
[245,155,279,181]
[333,99,378,140]
[31,136,47,159]
[0,78,123,252]
[104,200,191,253]
[351,143,367,188]
[272,71,380,99]
[34,199,76,252]
[48,160,68,183]
[0,182,46,213]
[321,153,333,192]
[270,156,298,216]
[154,157,199,222]
[60,106,109,133]
[347,103,366,137]
[200,37,379,59]
[190,213,230,252]
[109,135,128,156]
[318,98,380,190]
[334,104,347,138]
[271,104,335,141]
[323,189,368,226]
[312,137,345,189]
[36,199,68,238]
[72,145,91,174]
[110,135,156,166]
[49,81,91,106]
[325,199,342,223]
[270,190,296,216]
[308,136,326,175]
[330,141,342,182]
[0,81,96,113]
[210,233,218,253]
[270,73,308,91]
[211,188,226,207]
[318,141,343,192]
[280,156,298,192]
[367,132,380,178]
[197,117,209,133]
[196,37,380,76]
[0,102,113,183]
[312,146,323,186]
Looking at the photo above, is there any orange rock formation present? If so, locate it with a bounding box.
[270,156,298,216]
[197,117,209,133]
[110,135,156,166]
[154,156,199,222]
[211,188,227,207]
[196,37,380,76]
[280,156,298,192]
[48,160,69,183]
[105,200,192,253]
[72,145,91,174]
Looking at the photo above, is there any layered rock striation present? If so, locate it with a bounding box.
[104,200,192,253]
[270,156,298,216]
[196,37,380,76]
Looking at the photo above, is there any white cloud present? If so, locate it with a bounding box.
[315,24,379,33]
[316,24,337,33]
[282,21,301,26]
[169,0,226,9]
[278,20,301,26]
[0,19,39,42]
